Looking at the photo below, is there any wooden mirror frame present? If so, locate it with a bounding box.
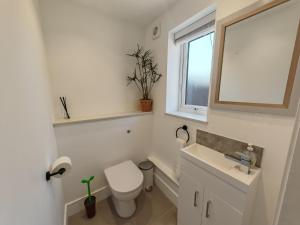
[210,0,300,115]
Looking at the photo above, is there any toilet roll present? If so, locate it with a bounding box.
[175,138,186,180]
[50,156,72,178]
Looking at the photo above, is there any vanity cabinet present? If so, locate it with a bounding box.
[178,172,204,225]
[201,189,243,225]
[178,155,259,225]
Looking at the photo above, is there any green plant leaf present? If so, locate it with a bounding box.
[81,179,88,184]
[89,176,94,182]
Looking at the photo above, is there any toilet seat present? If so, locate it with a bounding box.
[104,160,143,194]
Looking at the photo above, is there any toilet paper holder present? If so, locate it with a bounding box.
[46,168,66,181]
[45,156,72,181]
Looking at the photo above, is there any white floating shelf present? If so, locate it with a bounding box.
[53,111,152,126]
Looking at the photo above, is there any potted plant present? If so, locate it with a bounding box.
[81,176,96,218]
[127,44,162,112]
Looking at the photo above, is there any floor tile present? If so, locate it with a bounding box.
[68,186,176,225]
[131,187,174,225]
[149,207,177,225]
[68,214,85,225]
[106,198,135,225]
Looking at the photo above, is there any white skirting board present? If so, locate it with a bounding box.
[64,185,111,225]
[154,168,179,207]
[148,155,179,206]
[64,204,67,225]
[148,156,179,186]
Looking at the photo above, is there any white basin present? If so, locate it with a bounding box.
[181,143,261,192]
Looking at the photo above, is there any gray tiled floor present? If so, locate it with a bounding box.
[69,186,177,225]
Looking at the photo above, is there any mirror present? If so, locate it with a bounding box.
[213,0,300,110]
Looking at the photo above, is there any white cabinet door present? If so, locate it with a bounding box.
[178,172,204,225]
[202,190,243,225]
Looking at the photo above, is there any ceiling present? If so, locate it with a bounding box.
[68,0,179,27]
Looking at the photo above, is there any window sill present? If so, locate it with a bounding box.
[165,111,208,123]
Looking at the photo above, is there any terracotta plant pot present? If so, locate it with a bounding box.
[140,99,153,112]
[84,196,96,218]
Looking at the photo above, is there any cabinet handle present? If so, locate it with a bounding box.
[194,191,199,207]
[206,200,212,218]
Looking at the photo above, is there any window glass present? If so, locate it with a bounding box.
[185,32,214,107]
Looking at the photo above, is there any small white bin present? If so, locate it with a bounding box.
[138,160,154,192]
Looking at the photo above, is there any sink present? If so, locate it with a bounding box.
[181,143,261,192]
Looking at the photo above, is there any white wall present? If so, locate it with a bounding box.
[278,103,300,225]
[39,0,145,119]
[144,1,297,225]
[0,0,64,225]
[36,0,154,210]
[54,115,153,203]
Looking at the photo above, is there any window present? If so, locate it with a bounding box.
[165,9,215,121]
[179,30,215,115]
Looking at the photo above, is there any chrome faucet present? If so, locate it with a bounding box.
[224,143,257,175]
[238,152,252,175]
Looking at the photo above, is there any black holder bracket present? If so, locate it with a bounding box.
[46,168,66,181]
[176,125,190,143]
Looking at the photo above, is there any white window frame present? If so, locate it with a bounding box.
[178,27,215,115]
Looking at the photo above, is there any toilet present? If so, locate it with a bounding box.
[104,160,143,218]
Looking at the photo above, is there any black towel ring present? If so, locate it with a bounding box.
[176,125,190,143]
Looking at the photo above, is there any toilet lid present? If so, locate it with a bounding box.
[104,160,143,193]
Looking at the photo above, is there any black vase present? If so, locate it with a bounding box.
[84,196,96,218]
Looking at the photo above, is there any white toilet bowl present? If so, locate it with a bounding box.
[104,160,143,218]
